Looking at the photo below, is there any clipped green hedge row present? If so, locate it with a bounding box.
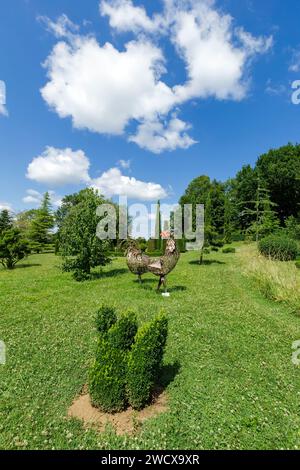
[258,235,298,261]
[89,306,168,412]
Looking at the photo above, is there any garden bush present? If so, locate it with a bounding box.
[109,311,138,350]
[258,235,298,261]
[89,310,137,412]
[89,334,128,412]
[222,247,236,254]
[89,308,168,413]
[95,305,117,334]
[295,260,300,269]
[109,251,125,257]
[127,312,168,410]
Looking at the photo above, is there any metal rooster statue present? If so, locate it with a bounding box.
[126,233,180,292]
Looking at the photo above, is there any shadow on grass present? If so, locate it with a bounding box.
[138,280,187,292]
[189,259,225,266]
[92,268,128,279]
[167,285,187,293]
[159,361,181,389]
[14,263,42,269]
[134,278,156,285]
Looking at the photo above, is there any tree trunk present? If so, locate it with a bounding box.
[199,249,204,265]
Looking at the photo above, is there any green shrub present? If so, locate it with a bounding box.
[89,311,137,412]
[211,247,219,252]
[109,251,124,257]
[89,335,127,412]
[95,305,117,334]
[295,260,300,270]
[89,308,168,413]
[231,232,245,242]
[258,236,298,261]
[222,247,236,254]
[109,311,138,350]
[203,248,210,254]
[127,312,168,410]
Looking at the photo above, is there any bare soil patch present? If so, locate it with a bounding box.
[68,387,168,435]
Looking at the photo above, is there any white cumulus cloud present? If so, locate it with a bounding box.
[170,1,273,102]
[25,148,167,201]
[41,36,175,135]
[40,1,272,152]
[23,189,62,207]
[26,147,91,186]
[0,201,13,212]
[91,167,167,200]
[100,0,162,33]
[130,115,196,154]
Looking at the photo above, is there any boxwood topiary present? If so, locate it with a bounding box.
[258,235,298,261]
[126,312,168,410]
[109,311,138,351]
[89,310,138,412]
[95,305,117,334]
[89,335,127,412]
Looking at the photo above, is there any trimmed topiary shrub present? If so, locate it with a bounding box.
[89,310,138,412]
[126,312,168,410]
[222,247,236,254]
[295,260,300,269]
[109,311,138,350]
[258,236,298,261]
[89,308,168,413]
[89,334,128,412]
[95,305,117,334]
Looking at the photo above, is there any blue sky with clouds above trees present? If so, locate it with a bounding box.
[0,0,300,212]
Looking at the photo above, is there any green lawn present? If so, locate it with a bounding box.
[1,249,300,450]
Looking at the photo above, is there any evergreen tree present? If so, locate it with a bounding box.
[243,180,279,241]
[0,209,13,235]
[0,228,30,269]
[29,192,54,251]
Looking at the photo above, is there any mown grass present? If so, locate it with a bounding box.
[1,248,300,450]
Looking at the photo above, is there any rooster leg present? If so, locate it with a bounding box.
[138,274,142,284]
[163,276,167,293]
[157,276,163,292]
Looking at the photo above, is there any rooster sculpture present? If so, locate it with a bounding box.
[126,234,180,292]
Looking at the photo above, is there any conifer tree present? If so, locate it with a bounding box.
[0,209,13,235]
[29,192,55,251]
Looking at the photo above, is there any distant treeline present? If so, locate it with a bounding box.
[179,143,300,244]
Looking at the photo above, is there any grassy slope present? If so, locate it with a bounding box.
[0,249,300,450]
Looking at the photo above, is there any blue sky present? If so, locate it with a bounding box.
[0,0,300,213]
